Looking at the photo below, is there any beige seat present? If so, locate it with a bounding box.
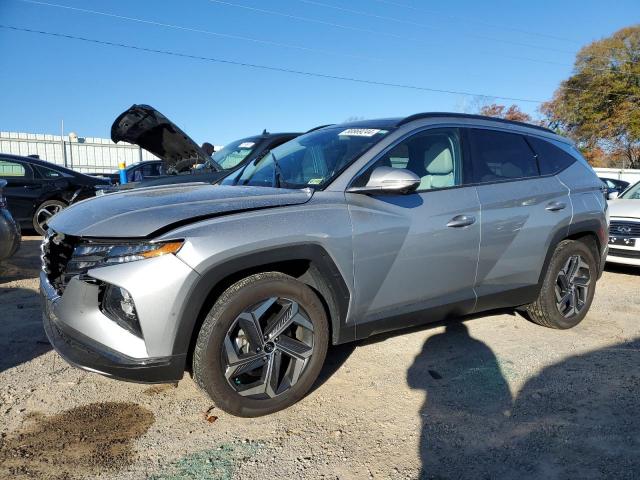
[419,141,454,190]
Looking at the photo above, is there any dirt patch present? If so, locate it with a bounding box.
[143,384,177,396]
[0,402,154,479]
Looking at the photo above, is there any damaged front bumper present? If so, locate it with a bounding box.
[40,269,187,384]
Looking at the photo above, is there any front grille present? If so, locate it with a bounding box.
[608,248,640,259]
[41,231,79,295]
[609,220,640,237]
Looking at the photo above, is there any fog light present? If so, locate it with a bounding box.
[101,284,142,337]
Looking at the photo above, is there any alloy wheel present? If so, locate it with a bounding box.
[35,203,64,233]
[223,297,314,399]
[554,254,591,318]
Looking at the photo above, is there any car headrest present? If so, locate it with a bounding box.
[424,142,453,174]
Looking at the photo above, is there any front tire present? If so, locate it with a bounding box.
[525,240,597,329]
[32,199,66,235]
[193,272,329,417]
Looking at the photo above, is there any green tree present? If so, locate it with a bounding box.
[541,26,640,168]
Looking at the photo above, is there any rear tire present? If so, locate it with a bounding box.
[525,240,597,329]
[193,272,329,417]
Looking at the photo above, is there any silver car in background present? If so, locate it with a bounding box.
[40,113,607,417]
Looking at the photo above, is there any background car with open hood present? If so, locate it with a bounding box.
[107,104,303,190]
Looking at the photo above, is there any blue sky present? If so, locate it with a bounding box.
[1,0,638,145]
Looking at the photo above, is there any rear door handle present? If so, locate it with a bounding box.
[545,201,566,212]
[447,215,476,228]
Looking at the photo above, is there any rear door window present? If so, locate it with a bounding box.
[0,159,31,178]
[525,136,576,175]
[468,129,539,183]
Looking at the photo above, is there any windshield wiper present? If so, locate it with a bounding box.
[271,151,283,188]
[233,149,269,186]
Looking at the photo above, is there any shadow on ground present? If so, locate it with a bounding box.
[0,286,50,374]
[0,236,42,283]
[605,262,640,276]
[0,236,50,373]
[408,323,640,479]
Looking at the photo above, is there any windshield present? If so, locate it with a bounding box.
[620,181,640,199]
[222,126,391,189]
[207,137,261,171]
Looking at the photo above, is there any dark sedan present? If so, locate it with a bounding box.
[0,154,111,235]
[600,177,630,199]
[0,179,21,260]
[92,160,165,184]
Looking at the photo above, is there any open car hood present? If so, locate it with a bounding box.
[48,184,313,238]
[111,104,215,173]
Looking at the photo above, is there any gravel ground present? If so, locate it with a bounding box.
[1,236,639,479]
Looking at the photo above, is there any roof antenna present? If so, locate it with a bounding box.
[262,129,268,135]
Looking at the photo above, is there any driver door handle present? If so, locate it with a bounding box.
[447,215,476,228]
[545,201,566,212]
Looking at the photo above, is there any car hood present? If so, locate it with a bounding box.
[111,169,227,192]
[111,104,215,173]
[608,199,640,219]
[49,184,313,238]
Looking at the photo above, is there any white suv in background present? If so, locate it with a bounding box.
[607,181,640,267]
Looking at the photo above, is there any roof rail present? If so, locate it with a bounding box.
[305,124,334,134]
[396,112,554,134]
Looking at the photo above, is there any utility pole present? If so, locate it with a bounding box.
[61,119,68,168]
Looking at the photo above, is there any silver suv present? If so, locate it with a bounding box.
[40,113,608,417]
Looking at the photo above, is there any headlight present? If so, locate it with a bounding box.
[71,241,183,268]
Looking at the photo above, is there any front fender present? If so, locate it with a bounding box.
[170,244,353,359]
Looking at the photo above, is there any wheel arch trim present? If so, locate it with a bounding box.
[171,243,353,359]
[537,219,604,289]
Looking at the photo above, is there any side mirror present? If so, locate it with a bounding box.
[348,166,420,195]
[608,191,619,200]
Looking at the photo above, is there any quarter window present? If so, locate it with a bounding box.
[468,129,538,182]
[37,166,64,178]
[355,128,463,191]
[525,136,576,175]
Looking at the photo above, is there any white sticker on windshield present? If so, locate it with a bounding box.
[338,128,384,137]
[239,142,255,148]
